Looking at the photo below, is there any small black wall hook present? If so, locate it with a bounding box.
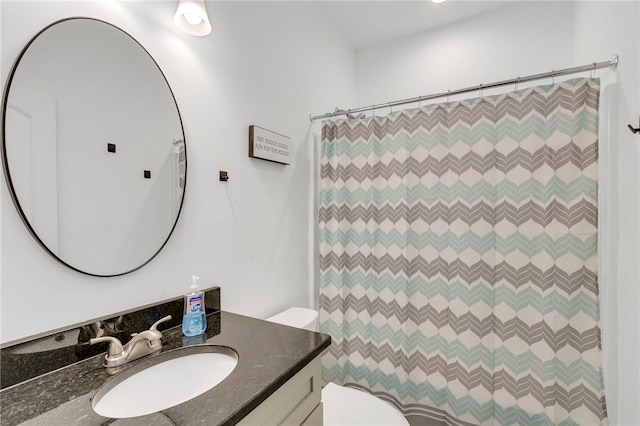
[629,116,640,134]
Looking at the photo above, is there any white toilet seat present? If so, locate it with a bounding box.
[322,382,408,426]
[265,308,408,425]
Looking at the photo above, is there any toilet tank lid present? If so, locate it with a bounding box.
[265,307,318,330]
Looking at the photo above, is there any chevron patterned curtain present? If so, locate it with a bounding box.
[319,78,607,426]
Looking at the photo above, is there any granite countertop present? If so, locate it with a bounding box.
[0,311,331,426]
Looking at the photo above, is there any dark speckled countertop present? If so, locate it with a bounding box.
[0,311,331,426]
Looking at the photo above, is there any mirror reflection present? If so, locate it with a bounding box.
[2,18,186,276]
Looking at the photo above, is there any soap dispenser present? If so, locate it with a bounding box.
[182,275,207,337]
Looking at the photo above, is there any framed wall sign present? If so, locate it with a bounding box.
[249,125,291,165]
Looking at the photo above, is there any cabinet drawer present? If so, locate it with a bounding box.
[301,401,323,426]
[237,355,322,426]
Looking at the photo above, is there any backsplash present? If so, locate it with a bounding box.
[0,286,221,389]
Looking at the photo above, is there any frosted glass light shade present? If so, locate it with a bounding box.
[173,0,211,36]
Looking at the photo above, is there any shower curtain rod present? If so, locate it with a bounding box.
[309,54,619,121]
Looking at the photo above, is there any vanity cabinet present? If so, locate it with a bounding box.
[237,355,322,426]
[0,312,331,426]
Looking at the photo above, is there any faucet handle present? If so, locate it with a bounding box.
[150,315,172,332]
[90,336,124,357]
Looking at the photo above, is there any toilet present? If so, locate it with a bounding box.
[266,308,409,426]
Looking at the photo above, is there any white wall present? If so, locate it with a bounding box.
[354,2,639,425]
[356,2,575,107]
[0,1,356,343]
[572,4,640,425]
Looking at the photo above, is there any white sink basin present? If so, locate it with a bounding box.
[92,345,238,419]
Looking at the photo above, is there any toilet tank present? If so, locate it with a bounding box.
[265,308,318,332]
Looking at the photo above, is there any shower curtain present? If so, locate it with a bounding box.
[319,78,607,425]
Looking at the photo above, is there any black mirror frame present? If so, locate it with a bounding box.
[1,17,188,277]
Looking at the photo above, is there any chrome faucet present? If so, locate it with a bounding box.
[90,315,172,368]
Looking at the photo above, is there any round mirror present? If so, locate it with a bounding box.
[1,18,186,277]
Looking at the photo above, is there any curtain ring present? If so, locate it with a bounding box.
[447,90,451,105]
[515,77,520,92]
[551,70,555,85]
[479,84,484,99]
[590,62,597,79]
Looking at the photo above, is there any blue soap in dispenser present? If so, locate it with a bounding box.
[182,275,207,337]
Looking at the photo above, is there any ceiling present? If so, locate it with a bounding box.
[314,1,520,51]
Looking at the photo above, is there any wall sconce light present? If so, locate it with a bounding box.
[173,0,211,36]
